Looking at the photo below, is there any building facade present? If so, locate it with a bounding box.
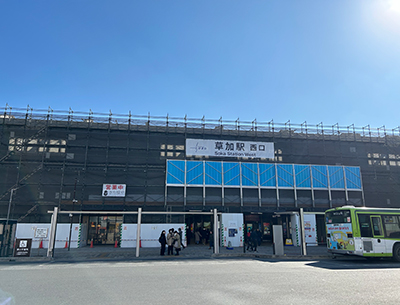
[1,107,400,244]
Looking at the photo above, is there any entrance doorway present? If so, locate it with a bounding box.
[88,216,122,245]
[185,215,213,245]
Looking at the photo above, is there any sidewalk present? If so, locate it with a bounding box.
[0,243,330,263]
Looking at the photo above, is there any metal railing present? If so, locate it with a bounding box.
[1,105,400,141]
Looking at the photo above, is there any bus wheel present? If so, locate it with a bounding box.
[393,244,400,262]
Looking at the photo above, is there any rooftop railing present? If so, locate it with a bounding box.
[1,105,400,139]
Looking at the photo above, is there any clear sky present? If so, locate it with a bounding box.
[1,0,400,129]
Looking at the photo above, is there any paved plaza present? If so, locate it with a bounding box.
[1,243,330,263]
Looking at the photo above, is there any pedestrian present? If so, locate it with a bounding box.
[251,229,258,251]
[167,228,174,255]
[256,228,262,246]
[158,230,167,256]
[173,231,181,255]
[246,229,252,250]
[178,228,185,249]
[202,227,207,245]
[195,230,202,244]
[209,231,214,250]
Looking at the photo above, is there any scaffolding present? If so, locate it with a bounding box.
[1,105,400,222]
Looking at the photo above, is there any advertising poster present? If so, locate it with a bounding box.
[221,213,244,247]
[304,214,318,246]
[326,223,354,251]
[102,184,126,197]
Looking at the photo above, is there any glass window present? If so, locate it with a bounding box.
[358,214,373,237]
[326,210,351,224]
[371,217,383,236]
[383,215,400,238]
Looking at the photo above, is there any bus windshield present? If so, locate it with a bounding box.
[326,210,351,224]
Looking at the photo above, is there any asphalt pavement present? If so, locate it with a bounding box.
[1,257,400,305]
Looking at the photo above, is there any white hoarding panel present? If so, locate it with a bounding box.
[102,184,126,197]
[16,223,81,249]
[221,213,244,247]
[186,139,274,159]
[120,223,185,248]
[141,224,186,248]
[120,224,137,248]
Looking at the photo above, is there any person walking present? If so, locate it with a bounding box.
[209,231,214,250]
[158,230,167,256]
[167,228,174,255]
[173,231,181,255]
[251,229,258,252]
[195,229,202,244]
[178,228,185,249]
[246,228,252,250]
[256,228,262,246]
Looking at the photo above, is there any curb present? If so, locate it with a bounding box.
[0,254,331,264]
[0,257,52,264]
[213,253,331,260]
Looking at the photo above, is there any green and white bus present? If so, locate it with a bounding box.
[325,206,400,261]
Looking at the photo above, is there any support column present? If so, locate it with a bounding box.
[47,207,58,258]
[299,208,307,256]
[136,208,142,257]
[213,209,219,254]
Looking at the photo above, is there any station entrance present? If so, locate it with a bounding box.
[185,215,214,245]
[86,216,122,246]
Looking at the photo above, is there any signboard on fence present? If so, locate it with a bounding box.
[34,228,48,238]
[102,184,126,197]
[14,238,32,257]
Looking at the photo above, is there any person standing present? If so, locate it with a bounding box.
[256,228,262,246]
[173,231,181,255]
[167,228,174,255]
[195,229,202,244]
[209,231,214,250]
[251,229,258,252]
[158,230,167,256]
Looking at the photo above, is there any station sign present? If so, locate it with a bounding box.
[14,238,32,257]
[186,139,274,159]
[102,184,126,197]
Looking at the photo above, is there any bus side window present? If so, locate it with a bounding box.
[371,217,383,236]
[358,214,373,237]
[383,216,400,238]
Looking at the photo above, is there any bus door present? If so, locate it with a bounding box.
[370,216,385,254]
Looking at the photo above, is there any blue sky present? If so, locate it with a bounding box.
[1,0,400,128]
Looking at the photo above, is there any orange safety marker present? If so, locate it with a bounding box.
[90,239,94,248]
[114,240,118,248]
[64,239,68,248]
[39,240,43,249]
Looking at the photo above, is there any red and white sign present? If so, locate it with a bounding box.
[102,184,126,197]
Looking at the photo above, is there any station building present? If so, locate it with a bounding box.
[1,107,400,246]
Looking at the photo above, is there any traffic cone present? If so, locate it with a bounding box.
[39,240,43,249]
[90,239,94,248]
[114,240,118,248]
[64,239,68,248]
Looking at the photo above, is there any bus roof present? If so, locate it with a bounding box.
[325,206,400,214]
